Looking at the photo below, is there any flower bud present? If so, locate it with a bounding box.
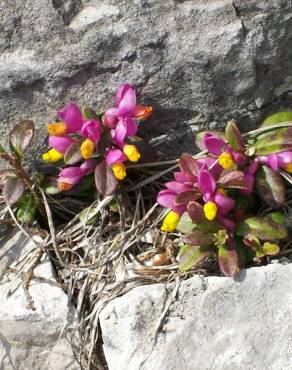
[42,148,64,162]
[203,201,218,221]
[112,162,126,180]
[80,139,95,159]
[123,144,140,162]
[47,122,67,136]
[161,211,180,232]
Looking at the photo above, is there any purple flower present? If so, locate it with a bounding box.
[57,102,83,133]
[81,120,102,143]
[203,133,247,169]
[49,136,74,154]
[58,159,97,190]
[106,149,127,165]
[198,168,235,222]
[257,151,292,173]
[241,160,258,195]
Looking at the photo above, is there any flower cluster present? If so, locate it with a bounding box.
[157,118,292,276]
[42,84,153,194]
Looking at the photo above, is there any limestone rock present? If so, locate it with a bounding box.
[0,230,79,370]
[100,264,292,370]
[0,0,291,160]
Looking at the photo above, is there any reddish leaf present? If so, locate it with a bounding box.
[256,166,285,208]
[187,201,204,223]
[183,229,214,247]
[179,155,199,177]
[218,240,239,277]
[95,160,117,196]
[217,170,246,189]
[2,177,25,205]
[174,189,201,206]
[243,233,261,251]
[64,141,82,165]
[225,120,244,152]
[9,120,34,156]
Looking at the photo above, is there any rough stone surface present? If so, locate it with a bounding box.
[0,1,292,160]
[0,231,79,370]
[100,264,292,370]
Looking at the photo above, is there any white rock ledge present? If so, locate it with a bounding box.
[100,264,292,370]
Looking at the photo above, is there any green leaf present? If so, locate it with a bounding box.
[183,229,214,247]
[82,107,99,120]
[243,233,261,251]
[254,127,292,155]
[178,244,212,271]
[225,120,244,152]
[237,215,287,241]
[262,242,280,256]
[256,166,285,208]
[266,212,285,225]
[2,177,25,205]
[176,212,196,234]
[218,242,239,277]
[261,111,292,127]
[64,141,82,165]
[16,195,35,223]
[95,160,117,196]
[79,207,99,225]
[195,131,226,151]
[9,120,34,156]
[42,177,61,195]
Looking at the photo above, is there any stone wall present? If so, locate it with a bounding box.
[0,0,292,161]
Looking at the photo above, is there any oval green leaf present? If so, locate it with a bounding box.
[178,244,212,271]
[9,120,35,156]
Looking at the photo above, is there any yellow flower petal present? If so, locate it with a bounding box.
[112,162,126,180]
[42,148,64,162]
[47,122,67,136]
[161,211,180,232]
[218,152,235,169]
[80,139,95,159]
[203,201,218,221]
[123,144,141,162]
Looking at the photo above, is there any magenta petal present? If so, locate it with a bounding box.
[233,152,247,166]
[115,84,133,106]
[198,169,216,201]
[173,205,187,215]
[267,153,279,171]
[165,181,191,193]
[80,159,98,176]
[247,160,259,175]
[81,120,101,142]
[240,174,254,195]
[204,133,226,156]
[58,166,83,185]
[214,192,235,215]
[114,120,128,146]
[106,149,127,165]
[103,108,119,128]
[116,85,136,116]
[217,214,236,230]
[197,156,223,179]
[157,189,176,208]
[277,151,292,166]
[57,107,67,120]
[49,136,74,154]
[124,117,137,137]
[65,102,83,132]
[174,171,189,183]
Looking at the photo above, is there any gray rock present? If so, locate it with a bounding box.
[0,0,292,161]
[100,264,292,370]
[0,230,79,370]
